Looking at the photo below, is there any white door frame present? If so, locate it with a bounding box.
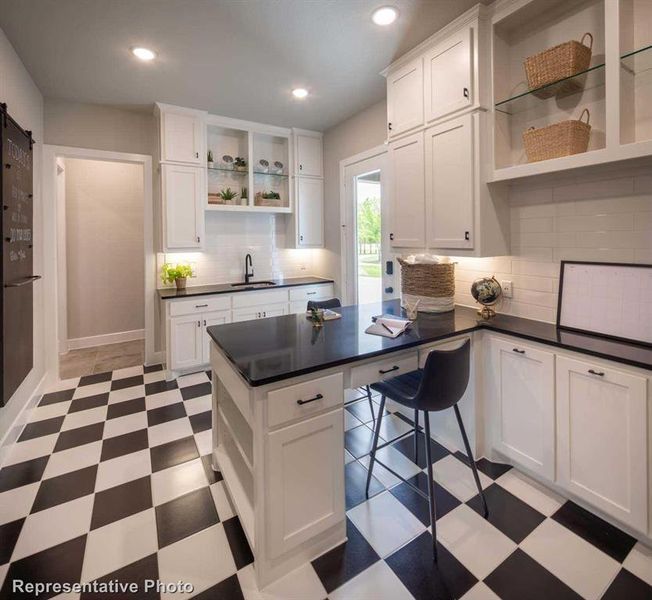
[42,145,158,381]
[339,145,390,305]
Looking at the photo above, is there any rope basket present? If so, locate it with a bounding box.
[398,259,455,313]
[524,33,593,99]
[523,109,591,163]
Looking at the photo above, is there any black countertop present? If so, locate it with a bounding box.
[207,300,652,386]
[158,276,334,300]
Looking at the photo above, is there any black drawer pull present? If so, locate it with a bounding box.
[588,369,605,376]
[512,348,525,354]
[195,304,208,308]
[379,365,399,374]
[306,291,317,295]
[297,393,323,405]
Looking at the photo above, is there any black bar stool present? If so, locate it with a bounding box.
[365,339,488,561]
[306,298,375,421]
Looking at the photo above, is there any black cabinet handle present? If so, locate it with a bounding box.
[463,87,469,98]
[307,291,316,295]
[388,122,392,131]
[203,320,206,326]
[195,152,199,158]
[379,365,399,374]
[588,369,605,376]
[389,232,394,241]
[464,231,470,241]
[195,304,208,308]
[197,321,201,327]
[513,348,525,354]
[385,287,394,294]
[299,164,303,171]
[297,393,323,405]
[300,235,304,242]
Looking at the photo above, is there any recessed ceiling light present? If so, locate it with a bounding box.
[292,88,309,99]
[372,6,398,26]
[131,47,157,61]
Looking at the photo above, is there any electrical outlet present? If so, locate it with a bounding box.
[299,264,307,271]
[501,280,513,298]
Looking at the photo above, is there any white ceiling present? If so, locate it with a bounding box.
[0,0,485,131]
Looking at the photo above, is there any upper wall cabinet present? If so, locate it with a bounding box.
[424,26,473,123]
[295,132,323,177]
[387,57,425,139]
[162,164,205,250]
[158,104,206,165]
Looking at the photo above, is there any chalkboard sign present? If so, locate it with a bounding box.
[1,104,37,406]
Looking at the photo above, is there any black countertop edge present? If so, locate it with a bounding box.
[158,276,334,300]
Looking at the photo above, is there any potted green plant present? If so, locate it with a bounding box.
[161,262,194,290]
[241,186,248,206]
[219,187,239,205]
[234,157,247,172]
[207,150,214,168]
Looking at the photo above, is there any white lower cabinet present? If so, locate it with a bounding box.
[489,338,555,480]
[202,311,231,366]
[232,304,288,323]
[556,355,648,531]
[267,408,344,558]
[171,310,231,371]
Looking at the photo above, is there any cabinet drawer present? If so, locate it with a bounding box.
[232,289,289,309]
[289,283,334,302]
[169,295,231,317]
[267,372,343,428]
[350,352,418,388]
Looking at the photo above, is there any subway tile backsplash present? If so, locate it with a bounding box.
[159,212,318,287]
[453,172,652,323]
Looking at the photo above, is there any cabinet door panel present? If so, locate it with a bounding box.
[556,356,648,531]
[425,114,473,249]
[162,111,203,164]
[388,133,425,248]
[297,178,324,247]
[232,308,262,323]
[202,310,231,363]
[267,409,344,557]
[424,27,473,122]
[170,314,203,370]
[490,338,555,479]
[387,58,424,138]
[162,164,204,250]
[296,134,323,177]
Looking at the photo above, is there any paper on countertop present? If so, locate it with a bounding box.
[365,317,411,339]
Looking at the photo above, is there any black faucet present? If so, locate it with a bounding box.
[244,253,254,284]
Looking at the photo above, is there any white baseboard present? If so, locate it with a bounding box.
[66,329,145,351]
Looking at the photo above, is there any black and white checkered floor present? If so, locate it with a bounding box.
[0,366,651,599]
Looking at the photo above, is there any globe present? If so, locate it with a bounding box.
[471,276,502,319]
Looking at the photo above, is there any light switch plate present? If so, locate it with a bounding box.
[501,280,513,298]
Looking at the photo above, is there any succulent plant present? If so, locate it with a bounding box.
[219,187,239,200]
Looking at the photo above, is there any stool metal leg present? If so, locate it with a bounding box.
[423,411,438,562]
[413,409,419,465]
[454,404,489,518]
[365,385,375,424]
[365,394,386,499]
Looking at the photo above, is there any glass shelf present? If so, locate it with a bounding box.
[207,165,248,175]
[621,44,652,75]
[253,171,289,179]
[495,62,605,115]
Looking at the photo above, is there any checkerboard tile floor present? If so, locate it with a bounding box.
[1,372,651,599]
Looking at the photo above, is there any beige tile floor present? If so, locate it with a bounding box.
[59,339,145,379]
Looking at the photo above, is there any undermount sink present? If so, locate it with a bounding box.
[230,280,277,289]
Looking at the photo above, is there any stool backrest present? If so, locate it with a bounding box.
[415,339,470,412]
[306,298,342,311]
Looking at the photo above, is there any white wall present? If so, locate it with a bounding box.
[453,172,652,322]
[322,100,388,289]
[64,158,145,341]
[160,212,319,287]
[0,27,45,451]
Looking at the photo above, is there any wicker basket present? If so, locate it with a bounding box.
[523,109,591,163]
[524,33,593,99]
[398,259,455,313]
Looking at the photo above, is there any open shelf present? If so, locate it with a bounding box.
[208,165,248,175]
[252,171,289,179]
[252,133,290,210]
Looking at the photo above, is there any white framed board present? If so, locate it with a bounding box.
[557,261,652,346]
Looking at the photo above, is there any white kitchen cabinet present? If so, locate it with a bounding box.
[267,409,344,557]
[387,57,424,139]
[159,107,205,165]
[162,164,205,250]
[295,132,323,177]
[424,26,473,123]
[388,132,426,248]
[489,337,555,480]
[425,113,474,249]
[232,305,288,323]
[556,356,648,531]
[170,314,204,371]
[296,178,324,247]
[202,311,231,366]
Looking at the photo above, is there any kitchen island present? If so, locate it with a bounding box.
[208,301,652,587]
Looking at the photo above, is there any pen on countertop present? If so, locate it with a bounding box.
[381,322,393,334]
